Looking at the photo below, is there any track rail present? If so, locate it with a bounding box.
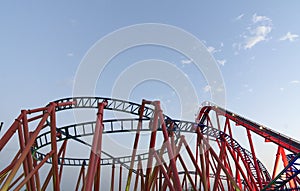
[2,97,299,190]
[51,97,155,119]
[199,103,300,154]
[33,117,271,186]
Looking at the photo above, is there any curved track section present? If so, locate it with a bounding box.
[171,120,271,183]
[199,103,300,154]
[33,117,270,184]
[1,97,299,190]
[51,97,155,119]
[198,102,300,190]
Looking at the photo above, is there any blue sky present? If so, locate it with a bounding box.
[1,1,300,189]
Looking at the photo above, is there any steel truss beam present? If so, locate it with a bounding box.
[1,97,300,190]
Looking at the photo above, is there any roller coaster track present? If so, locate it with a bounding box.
[198,102,300,190]
[0,97,299,190]
[199,103,300,154]
[33,118,270,185]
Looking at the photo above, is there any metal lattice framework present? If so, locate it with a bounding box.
[0,97,300,190]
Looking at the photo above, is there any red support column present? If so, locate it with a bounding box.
[17,122,31,191]
[1,104,54,191]
[212,136,226,191]
[49,103,60,191]
[279,147,296,189]
[119,165,122,191]
[94,158,100,191]
[155,101,181,191]
[152,150,175,191]
[272,146,282,179]
[75,162,86,191]
[14,150,54,191]
[0,114,23,151]
[58,140,68,182]
[178,155,197,190]
[22,110,36,191]
[196,129,242,191]
[85,101,107,191]
[111,163,115,191]
[144,103,160,191]
[125,100,148,190]
[246,129,263,189]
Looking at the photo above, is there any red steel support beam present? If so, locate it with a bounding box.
[111,163,115,191]
[14,151,54,191]
[85,101,107,191]
[50,103,60,191]
[212,136,226,191]
[75,163,85,191]
[196,128,242,191]
[21,110,36,191]
[0,114,22,151]
[155,101,181,191]
[17,122,31,191]
[7,173,24,191]
[0,104,55,191]
[58,140,68,182]
[152,150,175,191]
[125,100,148,190]
[119,165,122,191]
[144,101,160,191]
[94,158,100,191]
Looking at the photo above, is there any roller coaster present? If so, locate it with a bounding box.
[0,97,299,190]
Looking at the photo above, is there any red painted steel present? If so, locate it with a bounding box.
[0,98,299,190]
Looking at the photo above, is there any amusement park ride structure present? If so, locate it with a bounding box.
[0,97,300,190]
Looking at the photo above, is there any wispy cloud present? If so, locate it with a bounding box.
[207,46,216,53]
[244,25,272,49]
[67,52,74,57]
[235,14,245,21]
[290,80,300,84]
[217,59,226,66]
[181,59,193,64]
[207,45,223,54]
[235,13,273,50]
[252,13,272,23]
[279,32,299,42]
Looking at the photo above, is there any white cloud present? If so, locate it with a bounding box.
[207,46,216,53]
[290,80,300,84]
[234,13,272,50]
[217,59,226,66]
[181,59,193,64]
[280,87,284,91]
[252,13,271,23]
[255,26,272,36]
[279,32,299,42]
[245,36,265,49]
[67,52,74,57]
[203,85,211,92]
[235,14,245,21]
[244,25,272,49]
